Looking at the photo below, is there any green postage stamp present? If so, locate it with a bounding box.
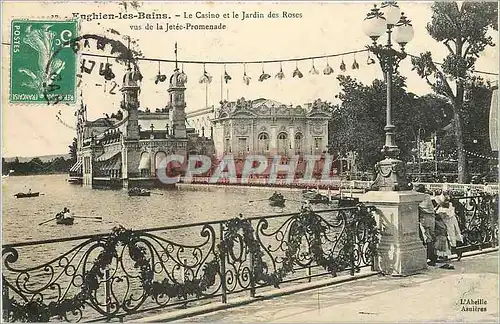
[10,20,78,103]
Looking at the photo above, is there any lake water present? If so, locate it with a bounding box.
[2,174,344,321]
[2,174,310,244]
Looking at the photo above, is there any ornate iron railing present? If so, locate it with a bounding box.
[2,205,378,322]
[451,194,498,257]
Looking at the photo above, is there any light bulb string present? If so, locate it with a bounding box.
[407,53,497,77]
[0,41,496,75]
[80,48,369,65]
[446,148,498,161]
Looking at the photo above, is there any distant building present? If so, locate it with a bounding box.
[185,105,215,138]
[70,64,215,188]
[210,97,332,158]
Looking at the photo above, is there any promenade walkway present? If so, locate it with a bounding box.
[166,250,498,323]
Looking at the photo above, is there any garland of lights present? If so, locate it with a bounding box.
[446,148,498,161]
[4,34,491,126]
[1,40,496,77]
[56,114,77,130]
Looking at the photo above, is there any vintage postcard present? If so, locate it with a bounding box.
[1,1,498,323]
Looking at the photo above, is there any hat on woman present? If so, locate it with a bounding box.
[416,184,426,193]
[435,194,446,205]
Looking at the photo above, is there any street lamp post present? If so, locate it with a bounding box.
[417,128,422,180]
[363,1,414,191]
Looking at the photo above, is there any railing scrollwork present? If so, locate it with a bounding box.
[3,205,379,322]
[451,194,498,255]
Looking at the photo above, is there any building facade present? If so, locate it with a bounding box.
[70,65,215,188]
[210,98,331,158]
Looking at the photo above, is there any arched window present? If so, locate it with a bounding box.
[258,132,270,153]
[277,132,288,155]
[295,132,303,154]
[155,151,167,170]
[139,152,151,177]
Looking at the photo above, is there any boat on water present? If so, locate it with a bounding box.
[67,178,82,185]
[269,192,286,207]
[14,192,40,198]
[269,198,285,207]
[55,208,75,225]
[56,216,74,225]
[128,188,151,196]
[308,195,331,204]
[302,190,319,200]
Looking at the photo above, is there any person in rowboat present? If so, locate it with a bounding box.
[271,191,283,201]
[57,207,72,220]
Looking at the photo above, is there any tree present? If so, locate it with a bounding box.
[329,75,451,173]
[329,75,385,171]
[68,137,77,164]
[441,78,494,174]
[411,2,498,183]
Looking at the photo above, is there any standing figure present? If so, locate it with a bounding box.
[437,194,463,257]
[415,184,437,266]
[434,194,458,269]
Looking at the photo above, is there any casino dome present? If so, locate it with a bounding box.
[169,68,187,88]
[122,67,142,88]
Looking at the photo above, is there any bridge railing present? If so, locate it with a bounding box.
[2,205,378,322]
[450,194,498,257]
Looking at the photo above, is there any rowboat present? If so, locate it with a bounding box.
[308,195,331,204]
[67,178,82,184]
[302,189,317,198]
[128,189,151,196]
[56,217,74,225]
[302,190,331,204]
[269,198,286,207]
[14,192,40,198]
[269,193,286,207]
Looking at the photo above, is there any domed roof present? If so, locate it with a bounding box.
[122,67,142,88]
[169,68,187,88]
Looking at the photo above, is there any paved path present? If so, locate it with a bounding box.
[173,251,498,323]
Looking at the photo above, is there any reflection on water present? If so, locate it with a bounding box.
[2,174,311,244]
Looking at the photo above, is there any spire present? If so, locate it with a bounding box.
[127,37,131,70]
[175,42,178,71]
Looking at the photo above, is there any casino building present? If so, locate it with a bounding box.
[69,63,215,188]
[185,97,332,178]
[187,97,332,159]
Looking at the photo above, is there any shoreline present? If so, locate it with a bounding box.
[177,182,364,198]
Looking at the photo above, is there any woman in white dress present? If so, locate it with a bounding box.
[434,194,463,264]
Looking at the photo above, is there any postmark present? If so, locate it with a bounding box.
[44,32,143,106]
[10,19,78,103]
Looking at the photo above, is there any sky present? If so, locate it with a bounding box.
[2,1,499,158]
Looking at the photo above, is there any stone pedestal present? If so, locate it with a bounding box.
[360,191,427,276]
